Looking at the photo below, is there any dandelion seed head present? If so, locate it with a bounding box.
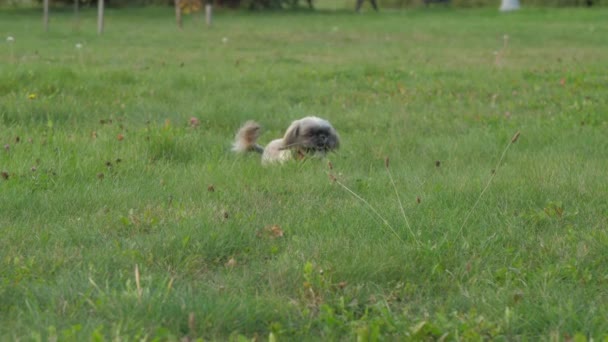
[7,36,14,43]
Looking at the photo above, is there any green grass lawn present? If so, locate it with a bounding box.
[1,6,607,340]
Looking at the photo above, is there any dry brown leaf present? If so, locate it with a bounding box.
[269,225,284,238]
[225,257,237,268]
[257,225,285,239]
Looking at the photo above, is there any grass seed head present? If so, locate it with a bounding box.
[511,131,520,143]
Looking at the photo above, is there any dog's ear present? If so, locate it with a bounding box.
[331,129,340,149]
[282,120,301,149]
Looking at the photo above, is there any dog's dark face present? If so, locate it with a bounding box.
[300,125,340,152]
[282,117,340,154]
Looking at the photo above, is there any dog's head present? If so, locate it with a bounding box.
[281,116,340,154]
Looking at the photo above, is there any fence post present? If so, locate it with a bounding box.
[205,0,212,27]
[43,0,49,31]
[175,0,183,29]
[98,0,105,34]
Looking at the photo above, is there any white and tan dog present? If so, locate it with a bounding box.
[232,116,340,164]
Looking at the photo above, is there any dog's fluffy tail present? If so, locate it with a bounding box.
[232,120,264,154]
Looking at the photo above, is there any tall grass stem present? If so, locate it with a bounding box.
[384,160,421,247]
[446,131,520,246]
[331,175,406,245]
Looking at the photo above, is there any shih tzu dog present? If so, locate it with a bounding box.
[232,116,340,164]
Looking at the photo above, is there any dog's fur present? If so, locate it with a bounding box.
[232,116,340,164]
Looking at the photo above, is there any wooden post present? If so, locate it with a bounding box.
[97,0,105,35]
[73,0,80,30]
[205,1,212,27]
[43,0,49,32]
[175,0,183,29]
